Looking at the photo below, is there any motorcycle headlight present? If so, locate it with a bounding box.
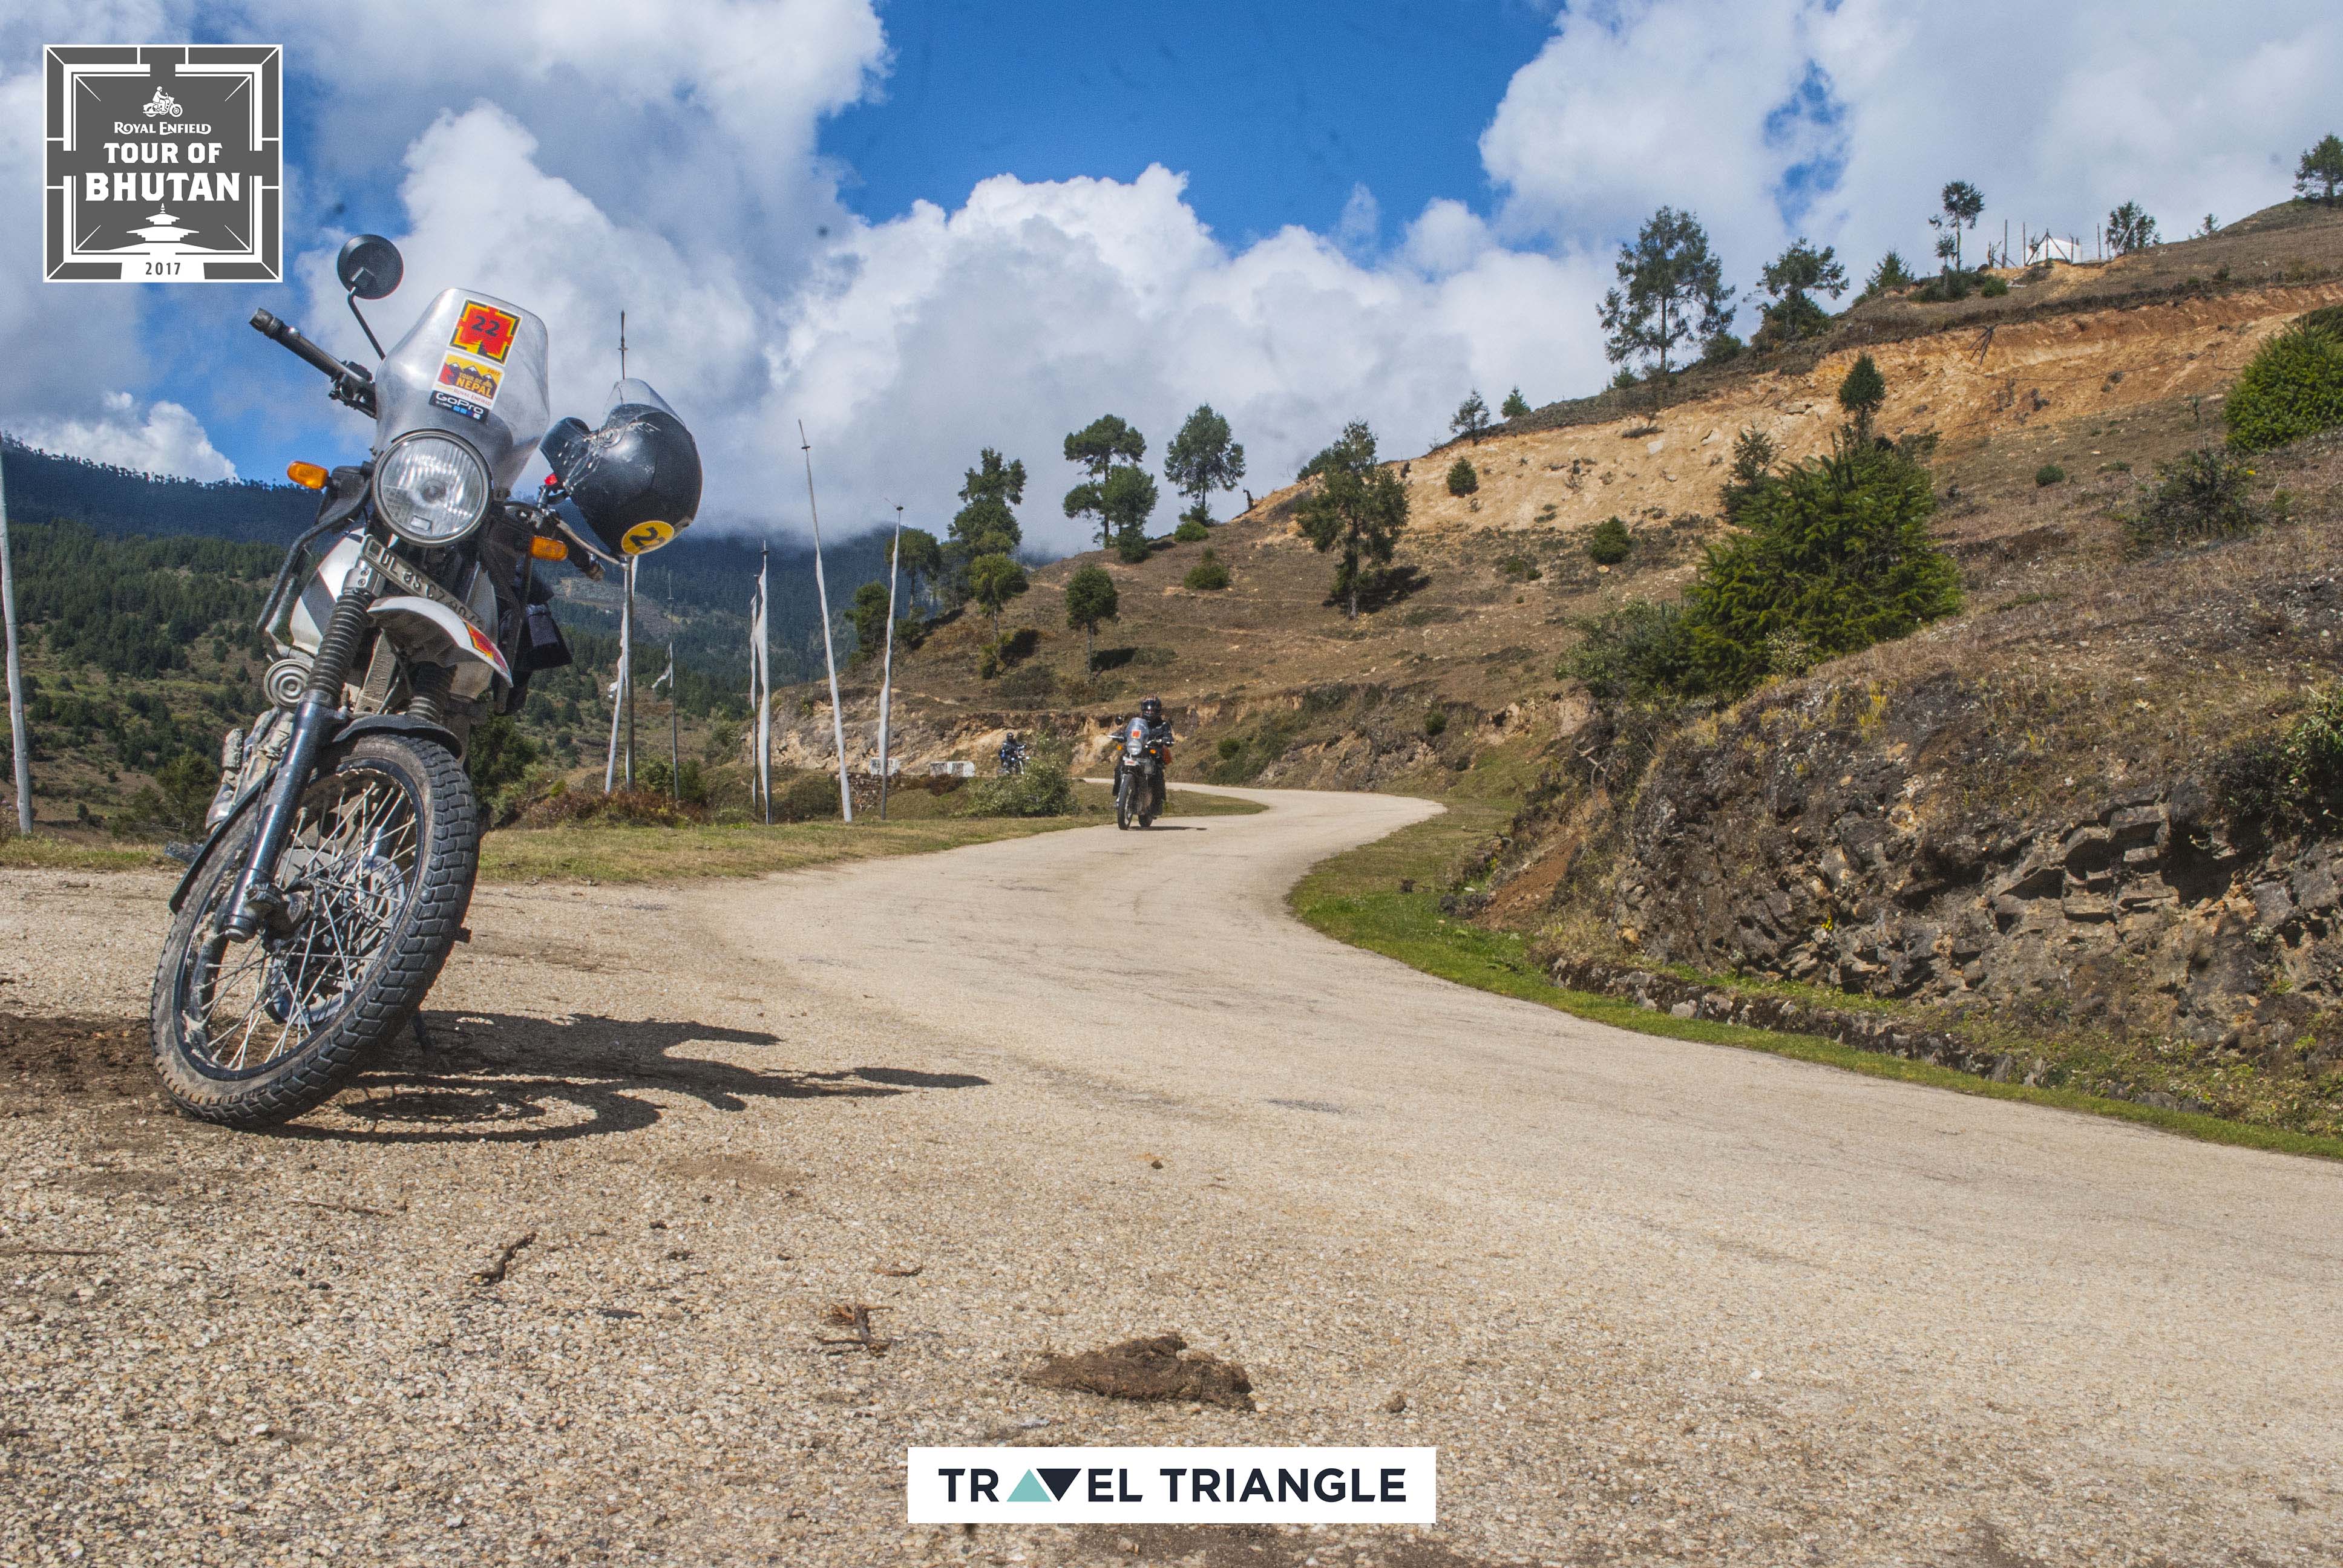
[375,434,490,546]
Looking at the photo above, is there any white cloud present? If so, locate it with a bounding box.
[1484,0,2343,297]
[19,391,237,480]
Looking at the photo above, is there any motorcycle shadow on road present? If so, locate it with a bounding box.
[266,1011,988,1147]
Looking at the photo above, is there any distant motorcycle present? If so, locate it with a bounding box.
[998,736,1029,777]
[1113,715,1166,831]
[149,233,700,1128]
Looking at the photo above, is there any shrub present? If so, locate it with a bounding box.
[2217,685,2343,834]
[523,787,712,829]
[1173,517,1211,543]
[2125,448,2265,554]
[1587,516,1631,565]
[1561,600,1696,707]
[1423,707,1448,737]
[2035,463,2066,486]
[1446,457,1479,497]
[1498,555,1541,582]
[977,644,1000,680]
[2224,310,2343,452]
[778,771,842,822]
[1979,274,2010,298]
[1700,331,1745,365]
[1183,549,1230,591]
[995,662,1057,708]
[1684,431,1962,697]
[959,736,1076,817]
[1216,736,1241,760]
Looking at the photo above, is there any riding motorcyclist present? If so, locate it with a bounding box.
[1134,697,1172,757]
[999,731,1024,772]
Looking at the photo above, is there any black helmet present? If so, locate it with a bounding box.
[542,379,701,558]
[1139,696,1163,720]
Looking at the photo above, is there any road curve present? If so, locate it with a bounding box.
[4,785,2340,1566]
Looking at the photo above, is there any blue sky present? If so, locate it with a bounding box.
[4,0,2339,547]
[825,1,1561,246]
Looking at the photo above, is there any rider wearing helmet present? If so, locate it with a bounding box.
[1136,697,1172,754]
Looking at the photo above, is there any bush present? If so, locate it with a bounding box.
[1498,554,1541,582]
[1423,707,1448,737]
[2125,448,2265,554]
[1173,517,1211,544]
[1183,549,1230,591]
[959,736,1076,817]
[1587,516,1631,565]
[1979,274,2010,298]
[977,644,1000,680]
[1446,457,1478,497]
[1216,736,1241,760]
[466,711,542,823]
[1700,331,1745,365]
[522,786,711,829]
[778,771,842,823]
[2224,310,2343,452]
[1561,601,1696,707]
[2035,463,2066,486]
[2217,685,2343,834]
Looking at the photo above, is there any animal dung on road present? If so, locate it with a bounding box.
[1024,1333,1256,1410]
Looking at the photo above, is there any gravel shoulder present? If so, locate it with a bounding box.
[2,788,2340,1567]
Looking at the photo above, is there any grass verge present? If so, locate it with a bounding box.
[1291,806,2343,1163]
[0,836,174,872]
[480,785,1259,884]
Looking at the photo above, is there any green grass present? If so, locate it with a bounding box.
[0,835,174,872]
[1292,808,2343,1163]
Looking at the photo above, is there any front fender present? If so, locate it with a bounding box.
[369,593,510,697]
[336,712,462,756]
[167,776,269,915]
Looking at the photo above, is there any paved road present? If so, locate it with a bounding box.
[4,786,2339,1566]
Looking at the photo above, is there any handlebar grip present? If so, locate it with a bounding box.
[249,309,361,384]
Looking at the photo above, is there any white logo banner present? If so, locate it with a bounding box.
[906,1446,1437,1524]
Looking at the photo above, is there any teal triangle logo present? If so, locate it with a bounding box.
[1008,1469,1051,1504]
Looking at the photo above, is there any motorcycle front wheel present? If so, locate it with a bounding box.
[1115,766,1132,831]
[149,733,479,1128]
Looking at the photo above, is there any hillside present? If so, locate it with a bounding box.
[767,200,2343,1134]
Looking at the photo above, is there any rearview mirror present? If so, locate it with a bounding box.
[335,234,403,301]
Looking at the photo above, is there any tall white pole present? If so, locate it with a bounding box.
[877,502,903,821]
[0,445,31,836]
[755,546,771,824]
[798,420,853,823]
[623,556,637,791]
[603,557,632,794]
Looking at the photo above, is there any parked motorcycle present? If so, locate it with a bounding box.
[1113,715,1166,831]
[149,234,700,1127]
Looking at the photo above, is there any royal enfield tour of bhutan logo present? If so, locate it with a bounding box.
[44,44,283,282]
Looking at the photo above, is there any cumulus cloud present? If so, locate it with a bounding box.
[1484,0,2343,293]
[18,391,237,480]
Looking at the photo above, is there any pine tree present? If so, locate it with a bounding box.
[1162,405,1245,526]
[1501,387,1531,419]
[2298,134,2343,206]
[1598,207,1735,381]
[1295,422,1408,619]
[1063,563,1119,673]
[1837,353,1887,436]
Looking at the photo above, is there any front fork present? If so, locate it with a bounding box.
[219,567,378,941]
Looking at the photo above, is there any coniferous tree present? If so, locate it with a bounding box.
[1930,181,1985,272]
[2106,201,2159,256]
[1161,405,1245,526]
[1451,390,1491,443]
[1598,207,1735,381]
[1501,388,1531,419]
[1837,353,1887,436]
[2298,134,2343,206]
[1294,421,1408,619]
[1755,238,1849,345]
[1063,563,1119,673]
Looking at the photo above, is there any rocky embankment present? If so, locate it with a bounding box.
[1602,668,2341,1069]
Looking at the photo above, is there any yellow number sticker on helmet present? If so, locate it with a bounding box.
[621,520,675,555]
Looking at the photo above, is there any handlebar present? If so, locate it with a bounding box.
[250,309,375,412]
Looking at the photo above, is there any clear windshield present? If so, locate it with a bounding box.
[373,288,551,495]
[606,378,677,418]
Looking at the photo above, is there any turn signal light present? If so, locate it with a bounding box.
[528,535,569,561]
[286,461,328,490]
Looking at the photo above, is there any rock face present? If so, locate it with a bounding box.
[1607,672,2341,1062]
